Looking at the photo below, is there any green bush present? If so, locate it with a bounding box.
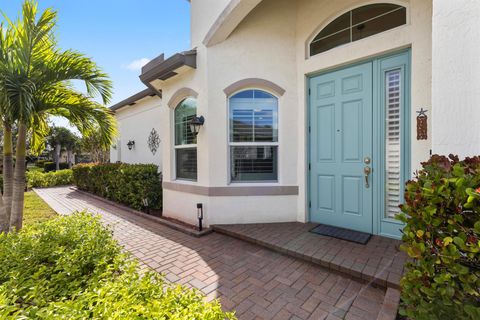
[0,213,235,319]
[26,169,73,188]
[44,162,69,172]
[35,160,47,168]
[72,163,162,211]
[398,155,480,320]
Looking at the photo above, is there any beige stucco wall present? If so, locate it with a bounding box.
[157,0,433,228]
[431,0,480,157]
[110,96,163,169]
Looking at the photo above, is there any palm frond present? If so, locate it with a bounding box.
[35,85,117,149]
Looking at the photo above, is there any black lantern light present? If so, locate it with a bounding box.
[127,140,135,150]
[197,203,203,231]
[190,116,205,136]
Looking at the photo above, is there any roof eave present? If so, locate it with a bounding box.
[109,88,157,112]
[139,50,197,85]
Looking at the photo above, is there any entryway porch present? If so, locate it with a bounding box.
[213,222,409,289]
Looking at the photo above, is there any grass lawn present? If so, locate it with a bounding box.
[23,191,57,226]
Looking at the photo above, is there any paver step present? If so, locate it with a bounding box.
[213,224,406,290]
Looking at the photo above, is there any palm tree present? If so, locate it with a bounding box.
[47,127,78,170]
[0,1,116,231]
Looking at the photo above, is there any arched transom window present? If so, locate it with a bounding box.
[310,4,407,56]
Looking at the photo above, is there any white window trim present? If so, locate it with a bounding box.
[227,88,280,184]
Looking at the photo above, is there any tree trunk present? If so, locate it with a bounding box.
[67,150,73,168]
[9,123,27,231]
[55,143,60,171]
[3,122,13,223]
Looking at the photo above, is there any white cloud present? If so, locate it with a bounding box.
[123,58,150,71]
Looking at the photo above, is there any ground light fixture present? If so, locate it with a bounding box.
[197,203,203,231]
[190,116,205,136]
[143,198,150,214]
[127,140,135,150]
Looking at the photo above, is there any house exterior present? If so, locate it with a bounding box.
[118,0,479,239]
[109,89,163,167]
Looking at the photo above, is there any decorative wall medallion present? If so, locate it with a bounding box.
[148,128,161,155]
[416,108,428,140]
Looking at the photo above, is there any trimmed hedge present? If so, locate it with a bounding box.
[44,162,69,172]
[72,163,162,211]
[0,213,235,319]
[26,170,73,189]
[398,155,480,320]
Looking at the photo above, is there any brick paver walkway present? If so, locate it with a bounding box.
[35,187,399,320]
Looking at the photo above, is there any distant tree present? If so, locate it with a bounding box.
[80,128,110,163]
[47,127,79,170]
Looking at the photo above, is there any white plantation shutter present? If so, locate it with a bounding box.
[385,70,402,218]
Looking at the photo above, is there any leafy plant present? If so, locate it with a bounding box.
[26,170,73,188]
[72,163,162,211]
[397,154,480,320]
[0,213,235,319]
[43,162,69,172]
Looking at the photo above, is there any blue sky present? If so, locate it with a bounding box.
[1,0,191,105]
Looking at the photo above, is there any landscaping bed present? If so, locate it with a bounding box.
[0,212,235,319]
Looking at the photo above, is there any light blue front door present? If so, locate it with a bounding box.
[309,62,373,233]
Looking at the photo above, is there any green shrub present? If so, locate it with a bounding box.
[72,163,162,211]
[27,169,73,188]
[35,160,47,168]
[0,213,235,319]
[44,162,69,172]
[397,155,480,320]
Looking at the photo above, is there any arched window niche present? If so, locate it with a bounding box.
[310,3,407,56]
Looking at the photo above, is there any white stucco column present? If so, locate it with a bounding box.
[431,0,480,157]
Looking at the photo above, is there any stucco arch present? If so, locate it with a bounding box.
[305,0,410,58]
[224,78,286,97]
[203,0,264,47]
[167,87,199,109]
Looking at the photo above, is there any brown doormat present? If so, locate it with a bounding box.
[310,224,371,244]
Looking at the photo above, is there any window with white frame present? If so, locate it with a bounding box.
[174,97,197,181]
[229,89,278,182]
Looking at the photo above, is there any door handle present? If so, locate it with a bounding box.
[364,166,372,188]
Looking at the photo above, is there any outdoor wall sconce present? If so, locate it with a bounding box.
[127,140,135,150]
[190,116,205,136]
[197,203,203,231]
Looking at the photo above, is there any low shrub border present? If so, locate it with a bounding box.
[44,162,69,172]
[72,163,162,211]
[0,213,235,319]
[27,169,73,188]
[398,155,480,320]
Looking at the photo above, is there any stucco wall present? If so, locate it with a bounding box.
[431,0,480,157]
[157,0,434,229]
[110,96,163,169]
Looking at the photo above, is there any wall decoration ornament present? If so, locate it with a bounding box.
[416,108,428,140]
[148,128,161,155]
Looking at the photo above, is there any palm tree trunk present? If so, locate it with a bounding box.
[0,191,7,233]
[10,123,27,231]
[3,122,14,222]
[67,149,73,168]
[55,143,60,171]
